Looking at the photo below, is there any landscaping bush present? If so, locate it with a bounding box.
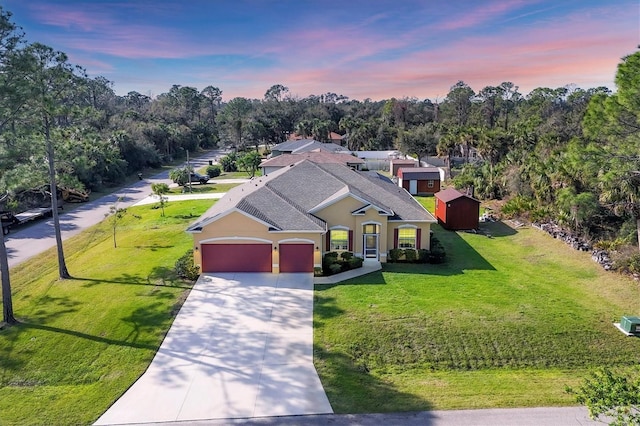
[329,263,343,275]
[175,249,200,281]
[348,256,363,269]
[206,165,221,178]
[418,248,429,263]
[404,248,417,262]
[322,251,363,276]
[388,248,402,263]
[340,251,354,261]
[428,237,446,264]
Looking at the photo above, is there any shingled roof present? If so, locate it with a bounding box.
[187,160,435,233]
[271,139,346,155]
[260,151,364,168]
[399,167,441,180]
[435,188,480,203]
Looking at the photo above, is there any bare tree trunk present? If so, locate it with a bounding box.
[1,230,17,325]
[45,117,70,279]
[637,216,640,251]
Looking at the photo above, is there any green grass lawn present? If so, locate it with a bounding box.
[314,219,640,413]
[168,182,239,194]
[0,200,214,425]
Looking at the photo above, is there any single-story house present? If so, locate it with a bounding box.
[434,188,480,230]
[269,139,346,157]
[288,132,345,145]
[398,167,442,195]
[187,160,436,273]
[259,151,364,175]
[389,159,418,177]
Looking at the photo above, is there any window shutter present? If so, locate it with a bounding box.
[326,231,331,251]
[416,228,422,249]
[393,228,399,248]
[348,230,353,251]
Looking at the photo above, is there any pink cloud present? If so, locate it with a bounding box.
[434,0,540,31]
[221,10,634,101]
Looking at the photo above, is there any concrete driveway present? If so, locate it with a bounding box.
[95,273,332,425]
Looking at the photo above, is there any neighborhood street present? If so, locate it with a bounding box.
[4,151,220,268]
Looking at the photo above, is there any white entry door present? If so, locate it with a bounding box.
[409,180,418,195]
[364,234,378,259]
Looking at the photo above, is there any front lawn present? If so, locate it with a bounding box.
[168,182,239,194]
[314,221,640,412]
[0,200,214,425]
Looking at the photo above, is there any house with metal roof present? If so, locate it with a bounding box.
[187,160,436,273]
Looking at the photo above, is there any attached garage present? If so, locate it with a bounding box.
[201,243,272,273]
[279,243,314,273]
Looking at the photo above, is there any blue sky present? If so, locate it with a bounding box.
[3,0,638,101]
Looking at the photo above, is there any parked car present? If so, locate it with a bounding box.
[188,172,209,185]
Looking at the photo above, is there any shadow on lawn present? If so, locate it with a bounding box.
[71,269,192,290]
[19,322,157,351]
[313,294,434,415]
[479,220,518,237]
[314,344,435,415]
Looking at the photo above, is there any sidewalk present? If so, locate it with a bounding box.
[314,260,381,284]
[133,192,226,206]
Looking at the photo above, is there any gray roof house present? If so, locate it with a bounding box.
[187,160,436,273]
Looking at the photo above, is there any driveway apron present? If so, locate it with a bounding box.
[95,273,332,425]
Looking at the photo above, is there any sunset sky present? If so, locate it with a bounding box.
[3,0,638,101]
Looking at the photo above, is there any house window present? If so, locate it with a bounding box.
[363,224,379,234]
[330,229,349,251]
[398,228,417,249]
[427,180,434,188]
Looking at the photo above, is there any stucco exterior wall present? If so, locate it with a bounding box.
[192,210,323,273]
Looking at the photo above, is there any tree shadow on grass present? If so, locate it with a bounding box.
[313,294,345,328]
[19,322,157,351]
[132,244,174,251]
[314,344,435,416]
[71,269,192,290]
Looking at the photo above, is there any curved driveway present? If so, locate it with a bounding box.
[95,273,332,424]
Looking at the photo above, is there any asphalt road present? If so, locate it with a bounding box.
[116,406,605,426]
[5,150,221,268]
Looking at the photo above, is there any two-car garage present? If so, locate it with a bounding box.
[200,242,314,273]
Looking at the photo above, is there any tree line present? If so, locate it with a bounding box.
[1,4,639,322]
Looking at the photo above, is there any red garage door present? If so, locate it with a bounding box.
[279,244,314,273]
[201,244,272,273]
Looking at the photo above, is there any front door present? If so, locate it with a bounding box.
[364,234,378,259]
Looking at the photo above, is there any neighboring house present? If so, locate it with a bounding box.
[187,160,436,273]
[270,139,346,157]
[354,150,406,171]
[398,167,441,195]
[389,159,418,177]
[434,188,480,230]
[288,132,345,145]
[259,151,364,175]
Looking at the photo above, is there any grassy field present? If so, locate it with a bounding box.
[313,202,640,413]
[0,200,214,425]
